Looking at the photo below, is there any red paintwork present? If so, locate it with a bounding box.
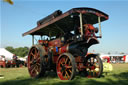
[24,8,109,79]
[57,56,71,80]
[38,40,48,45]
[102,56,110,63]
[84,24,96,40]
[57,58,66,80]
[53,56,58,63]
[28,47,41,78]
[49,39,61,47]
[39,39,68,64]
[58,45,68,54]
[0,60,6,67]
[0,60,16,68]
[123,55,126,61]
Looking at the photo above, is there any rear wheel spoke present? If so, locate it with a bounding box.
[30,65,36,74]
[65,57,68,64]
[36,57,40,63]
[30,58,34,64]
[31,52,35,58]
[65,66,72,69]
[68,69,72,73]
[65,71,70,79]
[68,61,71,65]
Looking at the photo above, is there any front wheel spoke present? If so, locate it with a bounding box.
[96,72,99,76]
[92,71,96,76]
[93,58,95,63]
[95,65,100,68]
[87,66,92,68]
[65,66,72,69]
[93,62,97,66]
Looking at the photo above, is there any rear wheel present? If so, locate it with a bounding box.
[84,54,103,78]
[28,45,46,78]
[57,53,76,80]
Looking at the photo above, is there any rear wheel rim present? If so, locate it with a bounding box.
[28,47,41,78]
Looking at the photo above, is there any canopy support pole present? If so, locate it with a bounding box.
[41,35,43,40]
[98,16,102,38]
[80,13,83,37]
[32,35,34,45]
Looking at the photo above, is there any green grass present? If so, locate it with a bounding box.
[0,64,128,85]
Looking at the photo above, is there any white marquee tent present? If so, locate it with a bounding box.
[0,48,13,60]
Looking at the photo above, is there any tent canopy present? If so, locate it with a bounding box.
[0,48,13,60]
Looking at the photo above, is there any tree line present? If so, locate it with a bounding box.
[5,46,29,57]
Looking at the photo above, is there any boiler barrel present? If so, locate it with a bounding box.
[37,10,62,26]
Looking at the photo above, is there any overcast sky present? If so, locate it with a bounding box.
[0,0,128,54]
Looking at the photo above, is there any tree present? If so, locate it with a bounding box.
[5,46,29,57]
[5,46,15,53]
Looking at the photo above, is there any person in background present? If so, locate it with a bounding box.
[1,56,5,61]
[13,54,20,67]
[13,54,18,61]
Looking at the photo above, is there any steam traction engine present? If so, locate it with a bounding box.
[23,7,109,80]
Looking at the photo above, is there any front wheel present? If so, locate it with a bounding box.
[84,54,103,78]
[56,53,76,80]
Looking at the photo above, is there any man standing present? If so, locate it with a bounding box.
[13,54,19,67]
[13,54,17,61]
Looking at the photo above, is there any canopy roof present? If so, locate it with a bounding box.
[22,7,109,37]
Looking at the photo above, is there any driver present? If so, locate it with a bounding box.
[84,24,95,32]
[83,24,96,39]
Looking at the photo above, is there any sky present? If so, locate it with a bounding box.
[0,0,128,54]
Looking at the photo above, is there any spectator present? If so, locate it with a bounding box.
[1,56,5,61]
[13,54,18,61]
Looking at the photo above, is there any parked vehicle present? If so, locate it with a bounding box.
[23,7,109,80]
[0,55,26,68]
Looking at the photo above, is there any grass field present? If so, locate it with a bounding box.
[0,64,128,85]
